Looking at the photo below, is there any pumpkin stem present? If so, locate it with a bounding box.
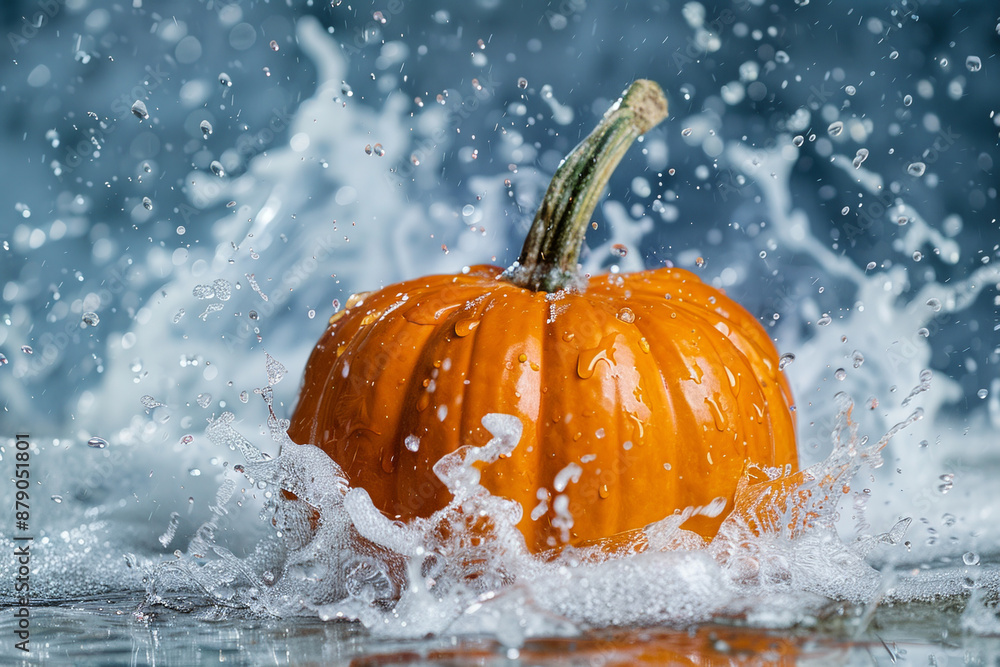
[504,79,668,292]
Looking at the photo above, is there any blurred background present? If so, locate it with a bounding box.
[1,0,998,601]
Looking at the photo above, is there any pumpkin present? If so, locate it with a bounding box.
[288,80,797,553]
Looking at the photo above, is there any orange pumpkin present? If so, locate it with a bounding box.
[289,80,797,553]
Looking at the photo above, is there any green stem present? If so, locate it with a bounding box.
[503,79,668,292]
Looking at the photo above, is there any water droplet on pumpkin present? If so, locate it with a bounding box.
[577,333,619,379]
[638,337,650,354]
[404,435,420,452]
[598,484,610,499]
[907,162,926,177]
[88,437,109,449]
[616,307,635,324]
[705,394,728,431]
[454,318,480,337]
[381,448,396,473]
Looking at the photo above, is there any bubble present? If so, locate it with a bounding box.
[827,121,844,137]
[775,50,790,64]
[966,56,982,72]
[912,251,922,261]
[200,120,213,137]
[87,437,109,449]
[907,162,926,177]
[845,85,856,95]
[82,311,100,327]
[131,100,149,120]
[308,309,316,319]
[517,77,528,89]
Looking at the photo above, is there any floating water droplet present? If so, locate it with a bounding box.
[143,162,152,173]
[212,278,232,301]
[269,39,279,52]
[925,297,942,312]
[410,154,420,166]
[841,206,850,215]
[239,390,249,403]
[852,350,865,368]
[517,77,528,89]
[21,345,33,355]
[844,85,856,96]
[778,353,795,370]
[219,72,232,87]
[827,121,844,136]
[131,100,149,120]
[695,256,706,268]
[852,148,869,169]
[0,353,7,366]
[188,468,202,477]
[140,395,163,409]
[834,368,847,381]
[180,435,194,445]
[792,135,804,147]
[817,314,832,326]
[937,473,954,494]
[903,94,912,106]
[964,551,981,566]
[681,127,693,137]
[912,251,923,261]
[896,215,909,225]
[610,243,628,258]
[82,311,100,327]
[889,50,899,60]
[907,162,926,177]
[192,284,215,300]
[966,55,982,72]
[364,144,373,155]
[917,327,929,337]
[142,196,152,211]
[87,437,109,449]
[210,160,225,177]
[978,388,989,399]
[373,143,385,157]
[196,393,212,408]
[200,120,213,137]
[172,309,185,324]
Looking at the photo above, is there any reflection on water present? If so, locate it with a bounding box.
[2,0,1000,663]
